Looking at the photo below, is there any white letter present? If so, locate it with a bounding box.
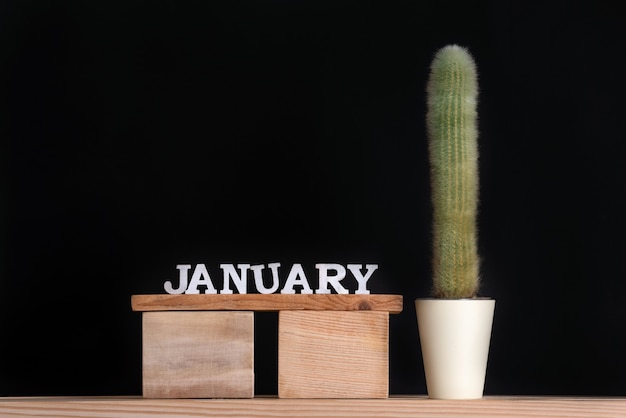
[185,264,217,294]
[315,263,348,294]
[280,263,313,294]
[164,264,191,294]
[251,263,280,294]
[347,264,378,294]
[221,264,251,294]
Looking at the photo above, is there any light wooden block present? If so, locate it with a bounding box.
[278,310,389,399]
[142,311,253,398]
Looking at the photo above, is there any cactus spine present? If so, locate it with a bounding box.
[426,45,480,298]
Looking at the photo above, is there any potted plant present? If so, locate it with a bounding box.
[415,45,496,400]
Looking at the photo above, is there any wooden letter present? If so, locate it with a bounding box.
[251,263,281,294]
[315,263,348,294]
[163,264,191,295]
[280,263,313,294]
[220,264,251,294]
[347,264,378,294]
[185,264,217,294]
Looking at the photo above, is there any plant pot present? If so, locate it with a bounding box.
[415,298,495,400]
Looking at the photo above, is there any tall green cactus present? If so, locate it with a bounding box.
[426,45,480,298]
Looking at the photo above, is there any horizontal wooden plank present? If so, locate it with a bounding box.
[131,294,403,314]
[1,396,625,418]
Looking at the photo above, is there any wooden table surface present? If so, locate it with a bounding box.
[1,396,625,418]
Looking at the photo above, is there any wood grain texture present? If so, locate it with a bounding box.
[1,397,625,418]
[132,294,403,313]
[278,311,389,399]
[142,311,254,398]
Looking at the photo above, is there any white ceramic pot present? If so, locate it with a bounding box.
[415,298,495,399]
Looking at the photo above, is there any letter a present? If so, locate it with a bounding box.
[185,264,217,294]
[280,263,313,294]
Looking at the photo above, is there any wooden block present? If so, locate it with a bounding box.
[278,311,389,399]
[132,294,403,314]
[142,311,253,398]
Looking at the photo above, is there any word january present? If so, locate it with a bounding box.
[164,263,378,295]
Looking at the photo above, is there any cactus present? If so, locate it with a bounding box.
[426,45,480,298]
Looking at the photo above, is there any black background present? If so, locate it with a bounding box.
[1,0,625,396]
